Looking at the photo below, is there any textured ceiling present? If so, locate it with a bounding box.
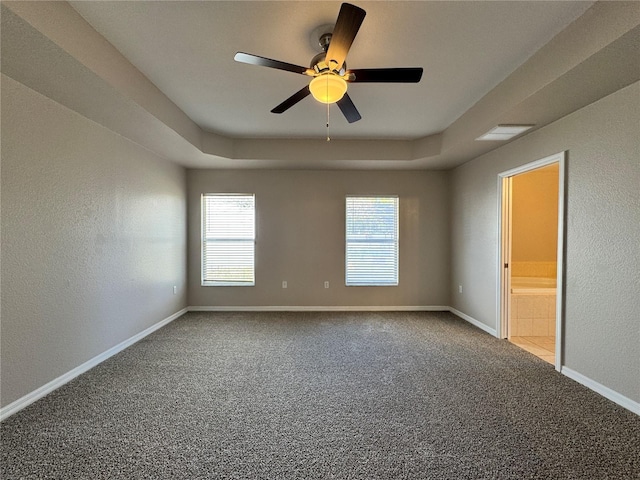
[68,1,594,140]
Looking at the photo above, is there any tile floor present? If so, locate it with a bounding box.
[509,336,555,365]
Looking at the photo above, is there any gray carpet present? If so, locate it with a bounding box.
[1,311,639,479]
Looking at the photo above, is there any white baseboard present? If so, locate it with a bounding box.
[448,307,498,337]
[190,305,498,338]
[188,305,450,312]
[5,307,636,421]
[561,366,640,415]
[448,309,639,415]
[0,307,188,422]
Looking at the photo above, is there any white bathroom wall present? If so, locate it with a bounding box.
[511,164,559,278]
[510,293,557,337]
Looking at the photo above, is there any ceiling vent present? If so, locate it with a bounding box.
[476,125,534,141]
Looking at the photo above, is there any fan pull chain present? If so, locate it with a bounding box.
[326,102,331,142]
[326,77,331,142]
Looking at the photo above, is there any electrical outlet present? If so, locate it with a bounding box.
[173,285,177,295]
[324,281,329,289]
[458,285,463,293]
[282,281,287,289]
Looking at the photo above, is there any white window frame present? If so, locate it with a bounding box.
[201,193,255,286]
[345,195,399,286]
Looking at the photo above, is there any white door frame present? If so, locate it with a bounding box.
[496,151,566,372]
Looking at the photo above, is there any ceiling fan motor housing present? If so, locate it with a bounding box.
[319,32,332,52]
[234,3,422,123]
[310,41,347,76]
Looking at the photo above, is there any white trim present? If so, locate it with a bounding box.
[497,151,566,371]
[496,175,512,340]
[188,305,449,312]
[189,306,498,338]
[554,157,566,372]
[498,152,565,178]
[448,308,498,336]
[561,367,640,416]
[4,306,636,420]
[0,308,188,422]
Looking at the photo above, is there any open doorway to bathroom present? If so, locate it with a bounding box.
[498,152,565,370]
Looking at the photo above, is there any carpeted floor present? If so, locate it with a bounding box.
[1,311,639,479]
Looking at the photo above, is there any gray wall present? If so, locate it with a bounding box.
[450,81,640,402]
[188,170,450,308]
[3,70,637,411]
[1,75,188,407]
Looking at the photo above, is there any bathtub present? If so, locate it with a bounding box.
[510,276,557,336]
[511,276,556,295]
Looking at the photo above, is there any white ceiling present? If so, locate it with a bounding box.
[68,1,594,141]
[6,1,636,169]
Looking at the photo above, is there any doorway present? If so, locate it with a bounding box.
[498,152,565,370]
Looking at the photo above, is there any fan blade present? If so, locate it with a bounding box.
[326,3,366,72]
[336,93,361,123]
[347,68,423,83]
[271,86,311,114]
[234,52,312,76]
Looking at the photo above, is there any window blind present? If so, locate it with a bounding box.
[345,196,399,286]
[202,194,255,286]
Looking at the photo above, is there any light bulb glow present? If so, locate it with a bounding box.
[309,73,348,104]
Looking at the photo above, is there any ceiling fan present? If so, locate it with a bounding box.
[234,2,423,123]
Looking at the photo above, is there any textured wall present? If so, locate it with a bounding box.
[450,81,640,402]
[187,170,450,308]
[1,75,188,407]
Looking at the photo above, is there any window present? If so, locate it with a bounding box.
[345,196,399,286]
[202,194,255,286]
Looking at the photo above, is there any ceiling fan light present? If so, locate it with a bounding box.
[309,74,347,104]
